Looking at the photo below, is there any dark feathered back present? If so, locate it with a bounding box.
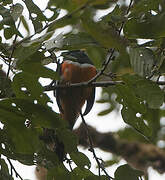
[61,50,93,65]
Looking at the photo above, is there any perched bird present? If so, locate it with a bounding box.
[36,50,97,180]
[56,50,97,129]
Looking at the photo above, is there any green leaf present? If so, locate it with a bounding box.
[0,5,23,38]
[62,32,98,50]
[14,43,41,63]
[4,28,13,39]
[0,98,63,129]
[114,164,143,180]
[48,14,78,32]
[81,9,126,53]
[121,106,152,138]
[0,5,14,26]
[101,4,125,25]
[123,74,164,109]
[115,81,152,138]
[20,61,58,79]
[97,108,112,116]
[115,84,146,114]
[12,72,50,105]
[71,167,94,179]
[0,158,13,180]
[124,12,165,39]
[23,0,46,32]
[10,3,24,21]
[70,151,91,169]
[130,0,161,16]
[57,128,78,153]
[47,164,70,180]
[48,0,76,12]
[86,46,106,68]
[129,47,155,77]
[14,46,59,79]
[0,0,13,6]
[6,121,41,154]
[20,15,30,34]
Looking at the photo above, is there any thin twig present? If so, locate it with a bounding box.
[88,0,134,84]
[6,19,21,78]
[7,158,24,180]
[118,0,134,34]
[66,158,73,172]
[80,112,114,180]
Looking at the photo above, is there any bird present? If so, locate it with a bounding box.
[35,50,97,180]
[56,50,97,129]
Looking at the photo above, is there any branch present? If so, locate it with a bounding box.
[88,0,134,83]
[6,19,21,78]
[44,81,123,91]
[80,112,114,179]
[157,81,165,85]
[7,158,23,180]
[74,123,165,174]
[44,78,165,92]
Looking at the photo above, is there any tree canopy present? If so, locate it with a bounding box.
[0,0,165,180]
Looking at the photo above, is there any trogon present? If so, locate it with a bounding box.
[56,50,97,129]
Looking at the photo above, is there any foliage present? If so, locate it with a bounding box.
[0,0,165,180]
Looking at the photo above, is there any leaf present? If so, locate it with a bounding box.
[6,121,41,154]
[70,151,91,169]
[0,5,23,38]
[20,15,30,34]
[20,61,59,79]
[71,167,94,179]
[0,0,12,6]
[14,43,41,63]
[0,98,63,129]
[129,47,155,77]
[121,106,152,138]
[97,108,112,116]
[0,5,14,26]
[124,12,165,39]
[115,82,152,138]
[130,0,161,16]
[14,46,59,80]
[101,4,125,24]
[10,3,24,21]
[0,158,13,180]
[23,0,46,32]
[81,9,126,53]
[47,164,70,180]
[62,32,98,50]
[12,72,50,106]
[48,14,78,32]
[114,164,143,180]
[4,28,13,40]
[115,84,146,114]
[123,74,164,109]
[86,46,106,68]
[57,128,78,153]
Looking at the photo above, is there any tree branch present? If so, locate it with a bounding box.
[7,158,23,180]
[156,81,165,85]
[88,0,134,83]
[80,112,114,179]
[44,81,123,91]
[74,123,165,174]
